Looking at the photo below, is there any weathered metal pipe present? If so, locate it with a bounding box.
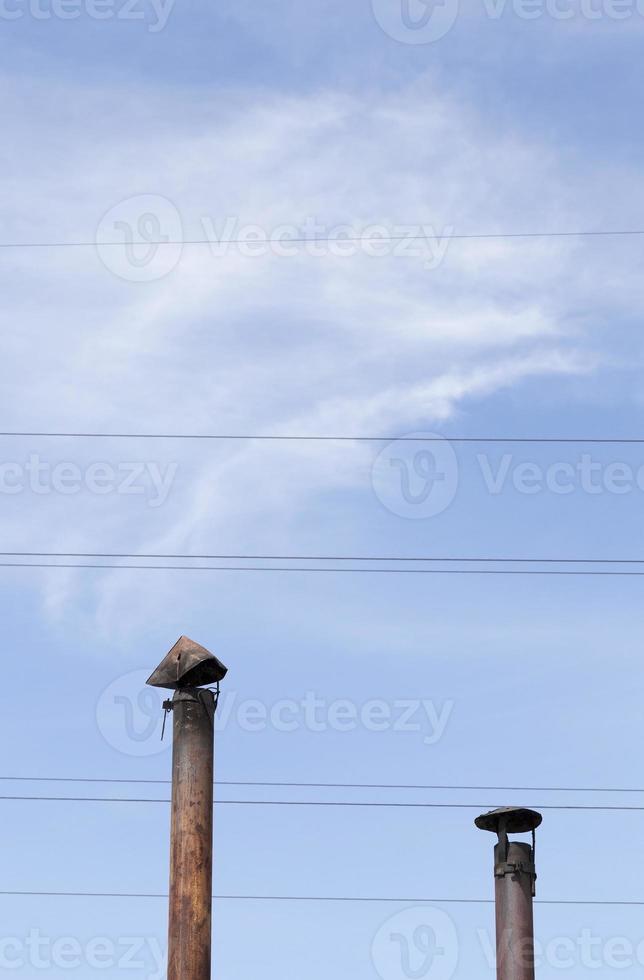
[494,839,536,980]
[147,636,228,980]
[167,687,215,980]
[476,807,542,980]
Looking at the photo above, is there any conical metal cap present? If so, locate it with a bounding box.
[146,635,228,690]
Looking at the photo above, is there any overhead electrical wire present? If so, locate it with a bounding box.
[2,551,644,564]
[3,776,644,793]
[5,227,644,250]
[3,431,644,443]
[2,795,644,812]
[2,562,644,576]
[1,890,643,906]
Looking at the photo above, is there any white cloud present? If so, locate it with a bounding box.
[0,73,622,627]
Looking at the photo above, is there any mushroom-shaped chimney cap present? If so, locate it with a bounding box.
[475,806,542,835]
[146,635,228,690]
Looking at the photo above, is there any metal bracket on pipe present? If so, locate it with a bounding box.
[161,699,174,741]
[494,859,537,879]
[475,807,542,898]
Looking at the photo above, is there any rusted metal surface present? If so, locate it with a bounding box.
[167,687,216,980]
[477,807,542,980]
[147,635,228,689]
[494,840,536,980]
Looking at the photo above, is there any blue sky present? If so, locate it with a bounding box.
[3,1,644,978]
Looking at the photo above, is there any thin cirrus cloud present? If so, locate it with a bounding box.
[0,72,623,623]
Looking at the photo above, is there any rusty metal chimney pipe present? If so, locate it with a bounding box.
[167,687,215,980]
[476,807,542,980]
[147,637,228,980]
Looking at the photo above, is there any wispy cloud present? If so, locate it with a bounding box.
[0,74,624,626]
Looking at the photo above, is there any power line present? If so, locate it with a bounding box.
[3,562,644,576]
[3,776,644,794]
[4,431,644,443]
[4,552,644,565]
[0,890,642,906]
[6,228,644,250]
[2,795,644,812]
